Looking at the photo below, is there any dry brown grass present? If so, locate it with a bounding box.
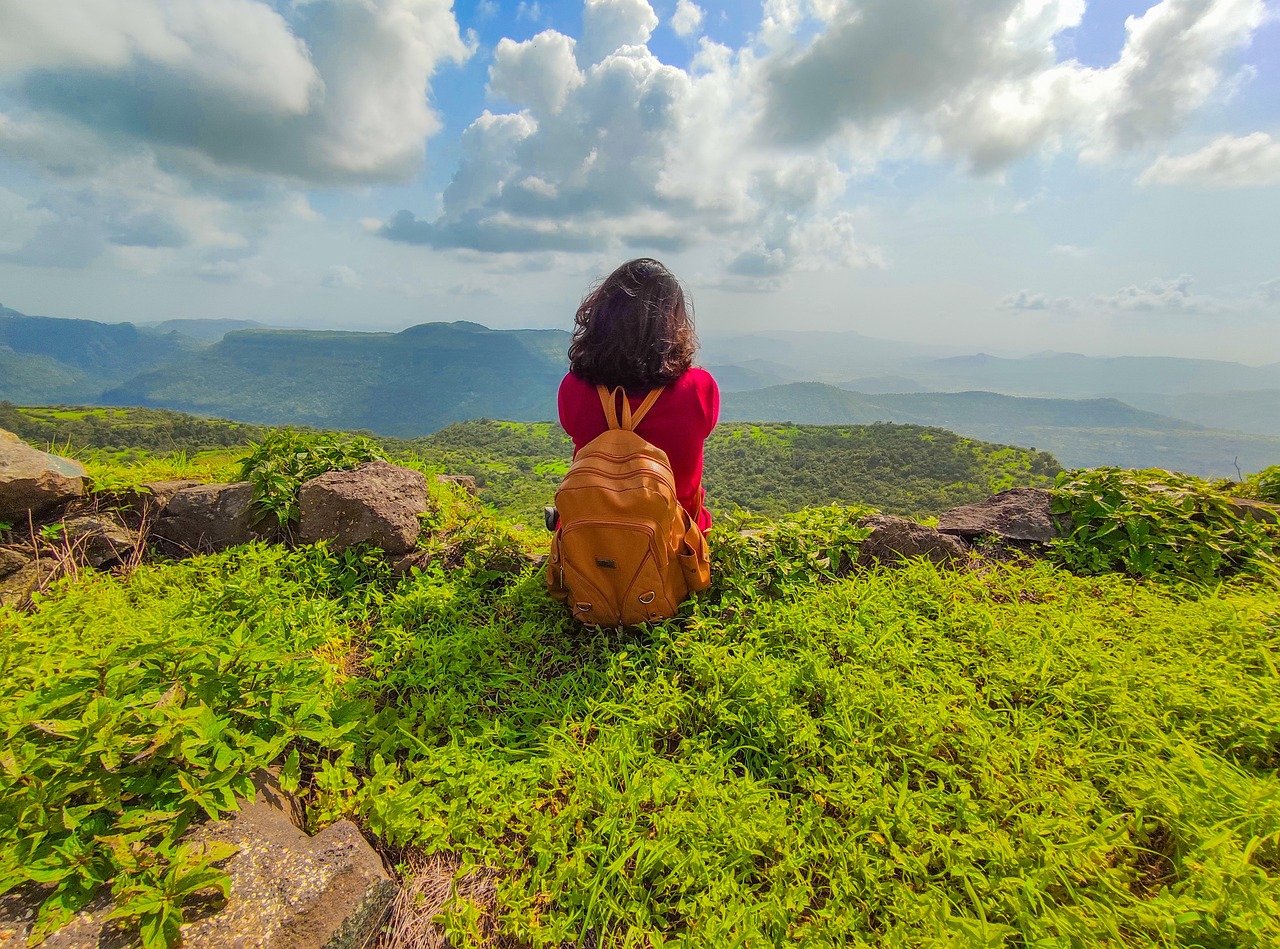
[369,851,505,949]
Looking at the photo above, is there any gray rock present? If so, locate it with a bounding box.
[936,487,1064,545]
[857,514,969,567]
[181,772,396,949]
[153,482,274,555]
[435,473,478,496]
[0,770,397,949]
[0,555,54,609]
[1225,497,1280,524]
[0,546,29,579]
[86,480,204,523]
[143,480,205,510]
[299,462,429,555]
[61,514,137,568]
[0,429,86,524]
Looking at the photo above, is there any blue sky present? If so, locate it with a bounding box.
[0,0,1277,363]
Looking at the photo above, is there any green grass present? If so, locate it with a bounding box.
[2,424,1278,947]
[2,481,1277,947]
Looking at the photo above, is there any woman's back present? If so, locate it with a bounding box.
[557,367,719,531]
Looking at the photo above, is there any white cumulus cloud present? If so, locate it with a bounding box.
[671,0,705,38]
[489,30,583,116]
[1095,274,1201,311]
[321,265,362,289]
[382,31,881,276]
[578,0,660,68]
[1139,132,1280,187]
[762,0,1267,172]
[0,0,469,183]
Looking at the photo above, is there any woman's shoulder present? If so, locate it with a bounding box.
[670,366,718,393]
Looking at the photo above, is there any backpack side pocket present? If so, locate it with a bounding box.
[546,530,570,602]
[677,517,711,593]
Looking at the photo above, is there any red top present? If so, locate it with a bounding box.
[558,367,720,531]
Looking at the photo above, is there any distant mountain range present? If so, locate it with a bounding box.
[719,384,1280,475]
[2,306,1277,476]
[702,330,1280,435]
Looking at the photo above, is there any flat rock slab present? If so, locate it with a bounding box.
[153,482,275,555]
[857,515,969,567]
[299,461,429,555]
[937,487,1063,544]
[77,480,204,524]
[0,429,86,523]
[1,773,396,949]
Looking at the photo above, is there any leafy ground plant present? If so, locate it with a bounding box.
[1236,464,1280,504]
[235,429,386,526]
[0,543,384,946]
[1051,466,1280,583]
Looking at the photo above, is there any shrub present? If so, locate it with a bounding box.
[235,430,386,526]
[1050,467,1280,584]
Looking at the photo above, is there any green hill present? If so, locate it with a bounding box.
[397,418,1063,522]
[103,322,570,436]
[722,383,1280,478]
[1,406,1061,524]
[0,307,193,404]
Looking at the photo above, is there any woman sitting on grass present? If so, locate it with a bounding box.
[557,257,720,531]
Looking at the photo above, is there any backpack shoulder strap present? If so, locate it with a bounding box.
[598,385,630,430]
[597,385,664,431]
[629,387,664,429]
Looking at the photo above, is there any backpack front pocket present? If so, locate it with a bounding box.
[558,519,676,625]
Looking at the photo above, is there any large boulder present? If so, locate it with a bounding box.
[0,429,86,524]
[937,487,1064,545]
[299,461,430,555]
[153,482,274,555]
[857,515,969,567]
[0,771,397,949]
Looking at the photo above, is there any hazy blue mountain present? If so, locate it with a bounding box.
[721,383,1280,478]
[5,306,1277,474]
[0,306,192,403]
[1114,390,1280,438]
[104,321,571,437]
[137,318,269,342]
[918,351,1280,397]
[703,363,793,392]
[701,329,954,382]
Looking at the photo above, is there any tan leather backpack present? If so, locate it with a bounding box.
[547,385,711,626]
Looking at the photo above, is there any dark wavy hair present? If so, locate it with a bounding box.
[567,258,698,390]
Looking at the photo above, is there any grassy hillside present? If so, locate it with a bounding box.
[0,407,1063,523]
[0,403,270,455]
[0,308,192,403]
[402,419,1062,523]
[103,323,570,436]
[722,383,1280,479]
[2,459,1277,948]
